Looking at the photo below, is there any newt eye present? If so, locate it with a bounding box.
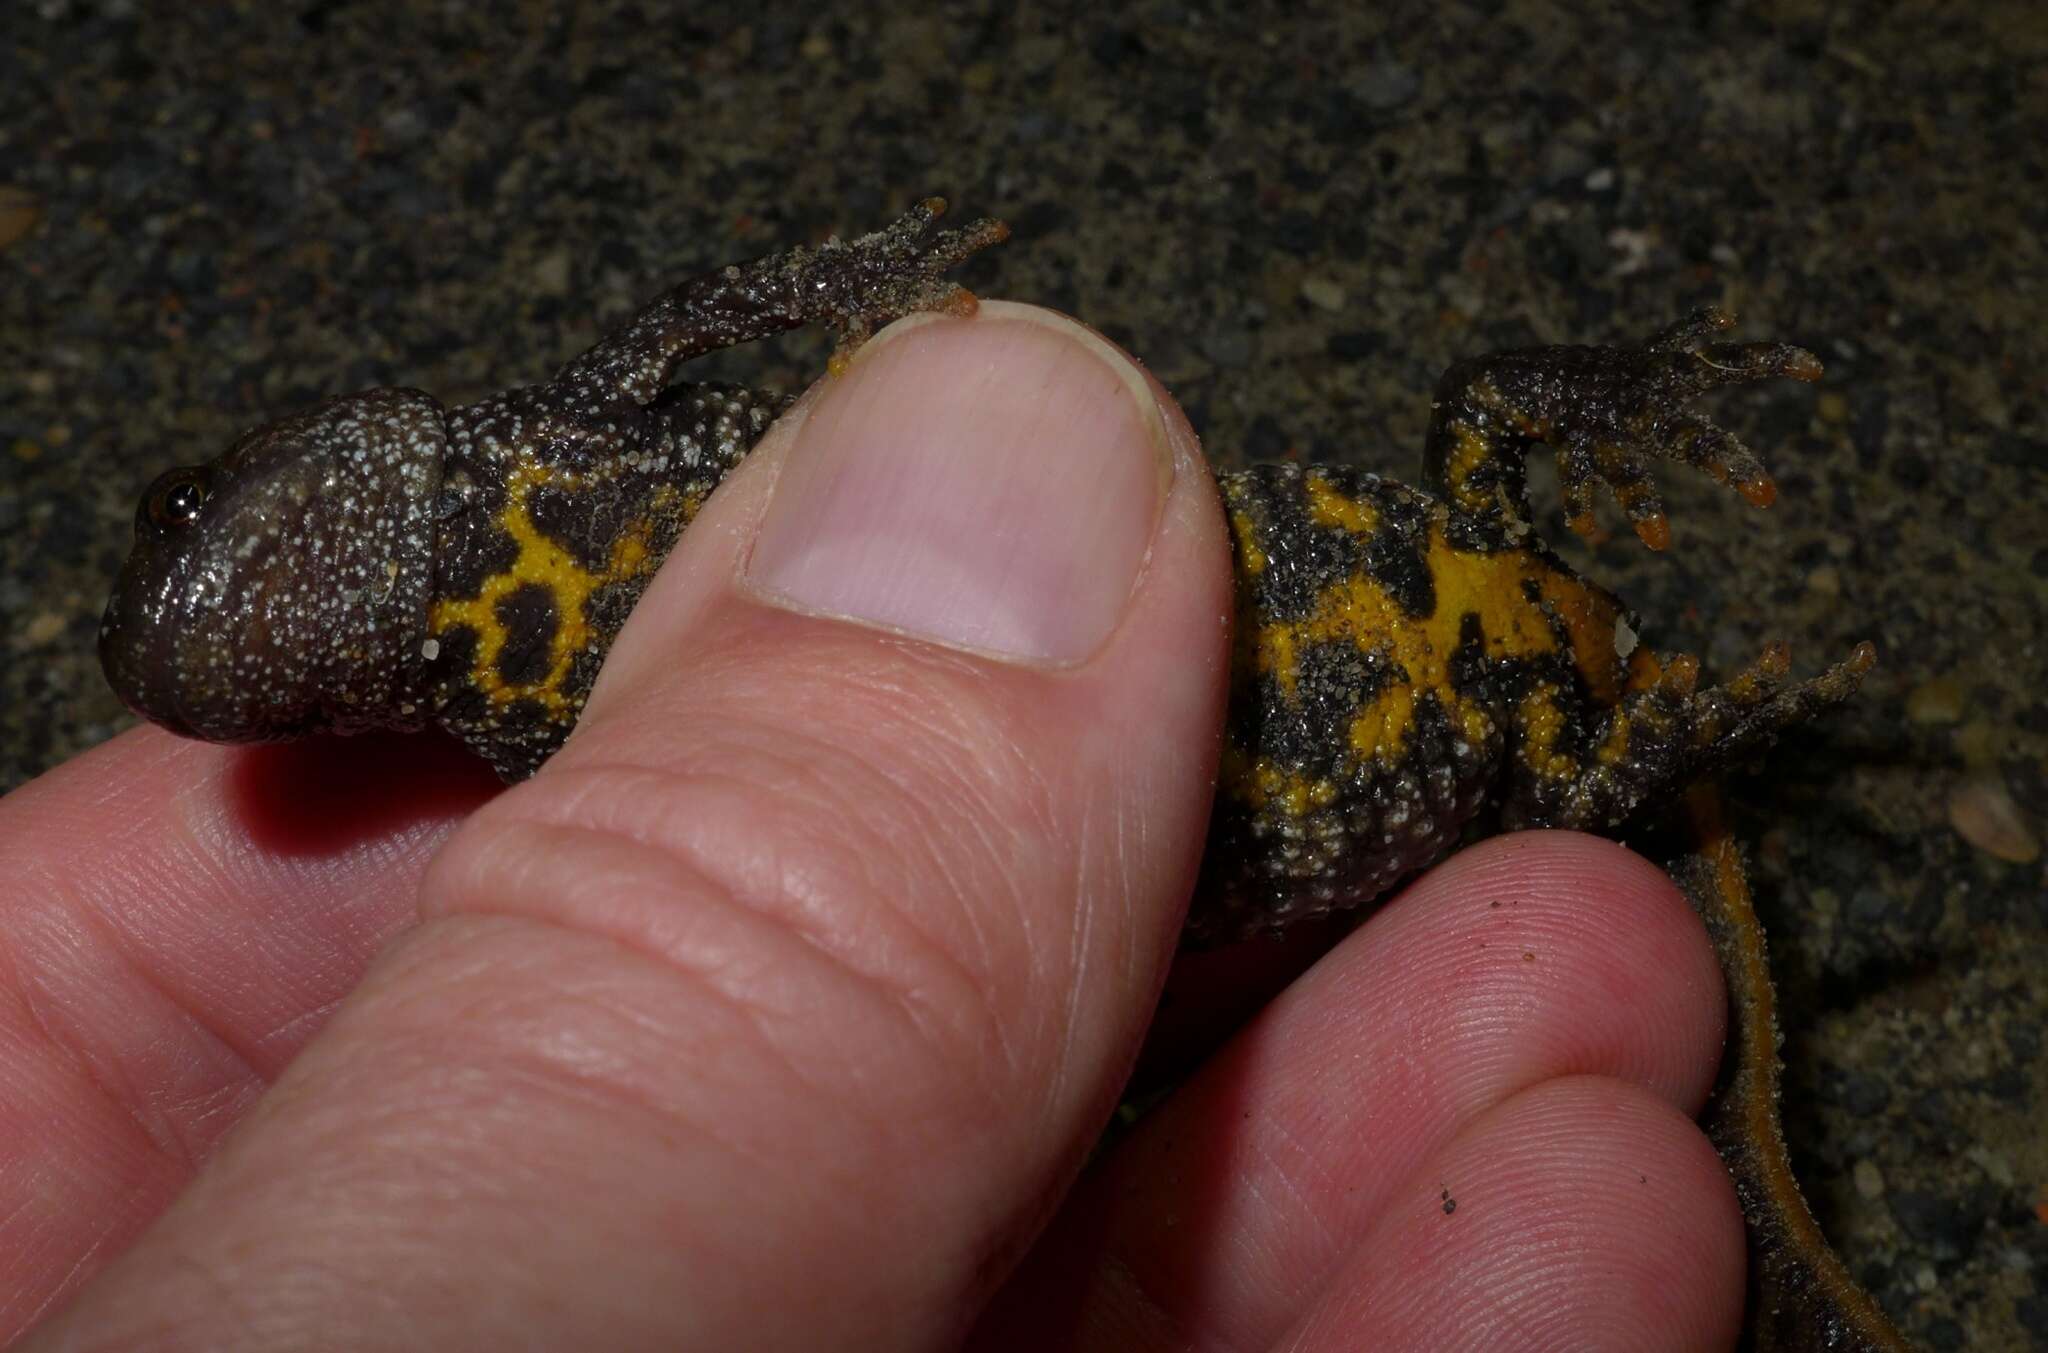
[140,466,213,534]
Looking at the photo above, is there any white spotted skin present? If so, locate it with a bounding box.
[100,388,445,741]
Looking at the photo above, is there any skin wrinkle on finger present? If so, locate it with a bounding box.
[6,858,262,1174]
[451,749,1025,1115]
[1250,1109,1344,1260]
[7,750,479,1222]
[99,944,263,1165]
[436,812,962,1113]
[1033,784,1173,1149]
[314,922,885,1233]
[10,734,466,1076]
[1046,805,1102,1123]
[877,689,1068,1058]
[441,680,1125,1194]
[166,1247,263,1352]
[1,957,213,1339]
[436,580,1211,1156]
[579,613,1061,1010]
[101,925,886,1348]
[440,945,832,1185]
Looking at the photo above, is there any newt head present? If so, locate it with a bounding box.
[100,387,446,743]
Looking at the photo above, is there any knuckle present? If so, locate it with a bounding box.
[426,675,1056,1120]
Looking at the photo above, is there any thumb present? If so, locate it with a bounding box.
[34,303,1232,1351]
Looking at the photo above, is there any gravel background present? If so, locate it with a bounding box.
[2,3,2043,1346]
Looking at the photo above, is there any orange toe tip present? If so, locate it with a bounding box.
[1738,477,1779,508]
[1633,513,1672,551]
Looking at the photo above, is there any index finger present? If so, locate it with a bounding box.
[0,723,495,1341]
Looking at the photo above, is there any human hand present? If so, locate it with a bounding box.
[4,304,1742,1349]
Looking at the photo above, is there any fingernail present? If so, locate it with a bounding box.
[745,307,1174,663]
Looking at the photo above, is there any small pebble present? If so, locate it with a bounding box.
[1948,777,2040,863]
[1300,276,1347,312]
[532,248,573,297]
[1854,1159,1885,1200]
[1201,328,1252,368]
[0,186,40,250]
[1354,59,1420,110]
[18,612,66,647]
[1954,718,2004,770]
[1906,676,1966,725]
[1965,1145,2014,1188]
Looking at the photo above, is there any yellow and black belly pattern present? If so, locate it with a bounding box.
[1197,462,1648,942]
[424,382,779,779]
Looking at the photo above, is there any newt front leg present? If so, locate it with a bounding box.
[1425,306,1821,550]
[559,198,1010,406]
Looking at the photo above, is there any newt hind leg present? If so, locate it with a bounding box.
[1505,640,1877,832]
[1424,307,1823,550]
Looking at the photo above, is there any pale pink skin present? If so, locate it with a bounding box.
[4,306,1740,1352]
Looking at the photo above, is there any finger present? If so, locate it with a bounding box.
[975,831,1728,1349]
[30,303,1234,1350]
[1281,1076,1744,1351]
[0,726,495,1340]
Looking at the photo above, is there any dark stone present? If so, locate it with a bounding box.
[1835,1071,1892,1119]
[1326,332,1383,362]
[1888,1189,1977,1260]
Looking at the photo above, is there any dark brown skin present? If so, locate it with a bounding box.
[99,200,1894,1345]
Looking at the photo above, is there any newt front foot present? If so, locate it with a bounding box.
[1426,307,1823,550]
[803,198,1012,365]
